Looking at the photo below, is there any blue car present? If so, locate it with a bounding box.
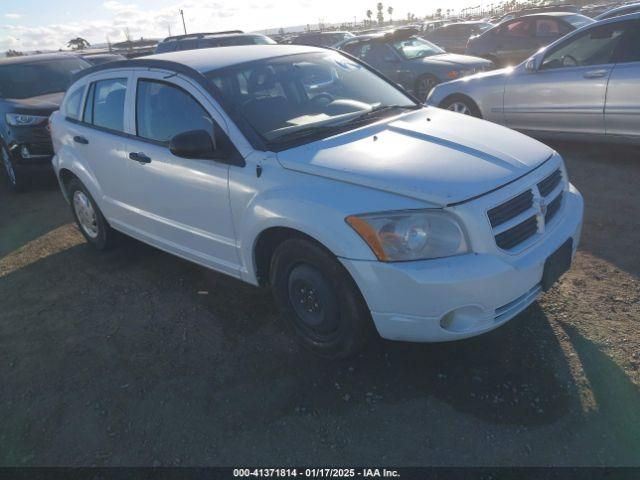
[336,29,493,101]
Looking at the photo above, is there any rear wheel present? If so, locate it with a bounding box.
[67,178,117,250]
[2,144,27,192]
[270,238,374,359]
[440,95,482,118]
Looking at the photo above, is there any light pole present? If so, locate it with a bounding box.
[179,9,187,35]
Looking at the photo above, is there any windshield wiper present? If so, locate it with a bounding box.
[268,105,419,145]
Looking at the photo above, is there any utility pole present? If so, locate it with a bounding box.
[179,9,187,35]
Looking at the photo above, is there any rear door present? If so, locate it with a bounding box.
[121,70,241,275]
[67,70,133,222]
[604,20,640,139]
[503,22,626,134]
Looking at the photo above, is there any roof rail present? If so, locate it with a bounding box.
[161,30,244,42]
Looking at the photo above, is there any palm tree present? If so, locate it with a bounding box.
[376,2,384,24]
[366,9,372,25]
[67,37,90,50]
[387,6,393,23]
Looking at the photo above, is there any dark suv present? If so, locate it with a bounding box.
[155,31,275,54]
[0,53,90,191]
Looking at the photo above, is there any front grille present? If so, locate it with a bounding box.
[488,167,565,251]
[545,192,563,223]
[488,190,533,228]
[537,169,562,197]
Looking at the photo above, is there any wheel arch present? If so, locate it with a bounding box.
[439,93,483,118]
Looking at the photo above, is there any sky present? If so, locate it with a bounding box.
[0,0,491,52]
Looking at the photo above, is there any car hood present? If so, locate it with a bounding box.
[422,53,492,67]
[4,92,64,115]
[276,108,553,206]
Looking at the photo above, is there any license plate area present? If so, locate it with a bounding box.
[542,238,573,292]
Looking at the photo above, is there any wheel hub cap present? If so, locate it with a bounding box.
[2,148,16,185]
[448,102,471,115]
[73,191,99,239]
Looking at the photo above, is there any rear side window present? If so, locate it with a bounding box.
[498,19,532,37]
[83,78,127,132]
[613,21,640,63]
[136,80,214,143]
[64,86,85,120]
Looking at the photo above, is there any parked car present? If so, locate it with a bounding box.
[0,53,90,191]
[596,2,640,19]
[336,30,493,100]
[494,4,580,24]
[466,12,595,66]
[422,20,450,33]
[50,45,583,358]
[291,31,354,47]
[425,21,494,53]
[80,53,127,65]
[155,31,275,54]
[428,14,640,144]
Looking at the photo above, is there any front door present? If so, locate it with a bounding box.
[503,22,627,135]
[121,72,241,276]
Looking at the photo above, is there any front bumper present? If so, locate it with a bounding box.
[340,184,583,342]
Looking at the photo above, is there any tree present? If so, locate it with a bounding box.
[67,37,90,50]
[376,2,384,24]
[436,8,442,18]
[366,9,372,25]
[6,49,24,57]
[387,6,393,22]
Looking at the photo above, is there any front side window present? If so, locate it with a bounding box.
[541,23,627,70]
[534,19,568,38]
[136,80,214,143]
[87,78,127,132]
[206,51,417,144]
[391,36,444,59]
[612,21,640,63]
[0,58,89,99]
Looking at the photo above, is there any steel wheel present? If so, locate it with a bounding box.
[73,190,99,239]
[2,146,16,186]
[287,264,340,341]
[447,101,473,116]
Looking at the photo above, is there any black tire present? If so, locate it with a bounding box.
[67,178,117,250]
[1,144,28,193]
[439,95,482,118]
[270,238,374,359]
[415,74,440,102]
[484,55,501,68]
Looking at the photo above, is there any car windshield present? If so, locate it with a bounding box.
[206,51,417,145]
[0,58,89,99]
[564,14,595,29]
[391,36,444,59]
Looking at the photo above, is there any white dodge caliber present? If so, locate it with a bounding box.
[50,45,583,358]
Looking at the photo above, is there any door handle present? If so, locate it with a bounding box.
[584,69,607,79]
[129,152,151,164]
[73,136,89,145]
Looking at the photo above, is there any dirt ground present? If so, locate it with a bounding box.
[0,141,639,467]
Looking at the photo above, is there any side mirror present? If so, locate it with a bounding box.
[169,129,221,159]
[525,55,541,72]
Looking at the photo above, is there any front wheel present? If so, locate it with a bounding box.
[440,95,482,118]
[416,74,440,102]
[2,145,27,192]
[270,238,374,359]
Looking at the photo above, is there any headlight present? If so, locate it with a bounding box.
[346,210,469,262]
[5,113,49,127]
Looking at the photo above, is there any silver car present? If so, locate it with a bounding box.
[427,14,640,144]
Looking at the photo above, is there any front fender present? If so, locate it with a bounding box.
[230,158,428,284]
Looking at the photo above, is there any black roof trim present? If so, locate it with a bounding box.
[160,31,245,42]
[70,58,267,151]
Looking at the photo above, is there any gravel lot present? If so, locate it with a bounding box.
[0,141,639,467]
